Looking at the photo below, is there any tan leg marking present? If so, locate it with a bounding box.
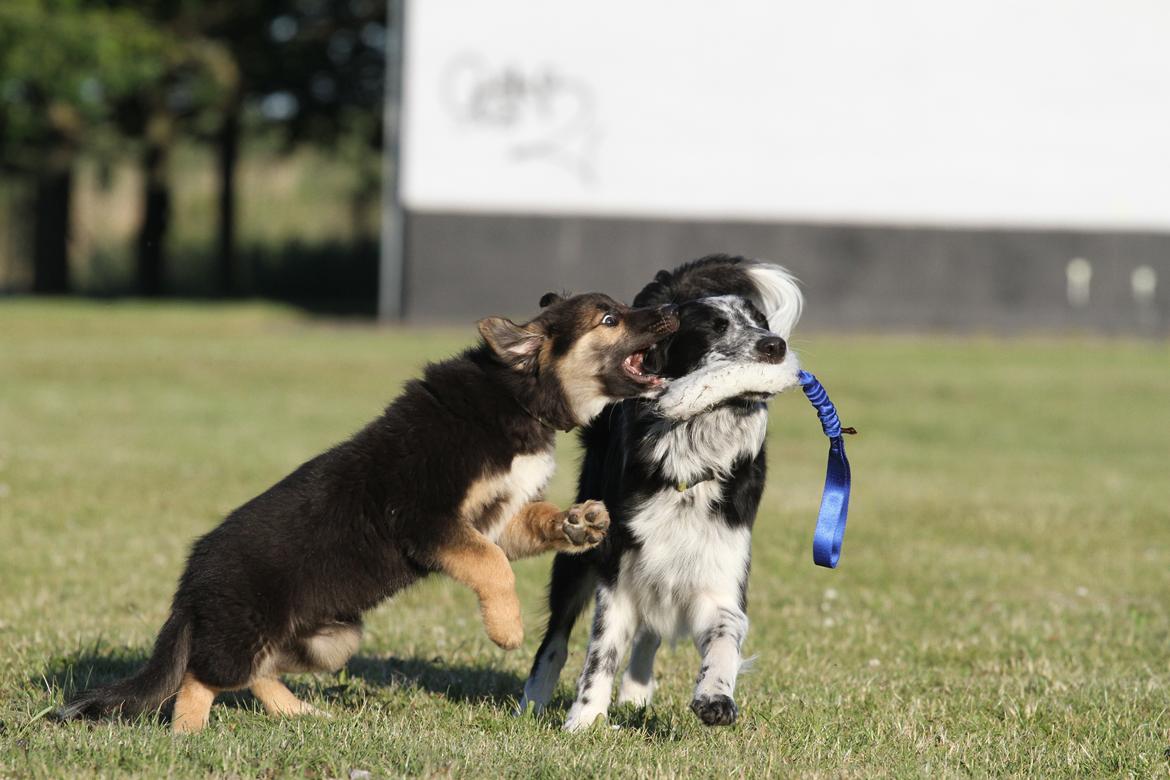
[497,500,610,560]
[250,677,321,717]
[434,527,524,650]
[172,673,217,734]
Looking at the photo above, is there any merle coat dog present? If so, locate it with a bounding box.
[58,293,679,733]
[518,256,803,731]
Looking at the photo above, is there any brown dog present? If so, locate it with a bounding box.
[57,292,679,732]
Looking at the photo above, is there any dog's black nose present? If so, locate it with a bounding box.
[755,336,786,363]
[657,303,680,332]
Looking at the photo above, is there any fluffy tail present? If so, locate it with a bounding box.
[56,610,192,721]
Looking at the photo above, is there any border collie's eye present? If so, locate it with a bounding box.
[713,318,729,334]
[601,313,619,327]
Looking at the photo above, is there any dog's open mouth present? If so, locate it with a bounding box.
[622,350,663,386]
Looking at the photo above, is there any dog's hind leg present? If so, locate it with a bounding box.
[172,673,218,734]
[519,552,597,714]
[689,600,749,727]
[250,619,361,718]
[298,620,363,673]
[434,527,524,650]
[617,625,660,707]
[250,678,321,718]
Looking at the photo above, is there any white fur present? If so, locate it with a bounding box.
[655,353,801,420]
[645,405,768,484]
[519,633,567,715]
[617,629,660,705]
[561,483,755,731]
[482,451,556,541]
[623,488,753,641]
[563,586,639,732]
[653,291,802,420]
[552,263,802,730]
[744,261,803,338]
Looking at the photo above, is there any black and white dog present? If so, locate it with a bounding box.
[519,255,804,731]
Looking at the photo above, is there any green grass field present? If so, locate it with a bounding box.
[1,301,1168,778]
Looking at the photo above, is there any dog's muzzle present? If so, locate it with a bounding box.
[652,304,680,335]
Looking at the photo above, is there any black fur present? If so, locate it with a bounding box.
[57,292,678,724]
[523,255,795,728]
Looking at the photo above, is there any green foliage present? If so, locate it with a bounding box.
[0,0,171,154]
[1,306,1168,777]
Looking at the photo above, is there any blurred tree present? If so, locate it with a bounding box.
[108,0,387,295]
[2,0,389,297]
[198,0,388,293]
[0,0,170,293]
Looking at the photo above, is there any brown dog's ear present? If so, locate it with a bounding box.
[539,292,563,308]
[478,316,545,372]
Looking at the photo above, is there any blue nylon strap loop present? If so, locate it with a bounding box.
[798,370,853,569]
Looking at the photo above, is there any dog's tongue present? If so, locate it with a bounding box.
[627,350,646,374]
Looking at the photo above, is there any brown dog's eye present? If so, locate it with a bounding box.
[601,313,619,327]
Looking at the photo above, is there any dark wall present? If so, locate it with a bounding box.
[403,212,1170,335]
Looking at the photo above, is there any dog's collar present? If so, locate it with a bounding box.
[516,399,566,433]
[673,472,715,492]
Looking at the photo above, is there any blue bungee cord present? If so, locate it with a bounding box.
[798,370,856,568]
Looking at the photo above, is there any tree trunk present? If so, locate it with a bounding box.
[136,126,171,296]
[216,108,239,295]
[31,157,73,294]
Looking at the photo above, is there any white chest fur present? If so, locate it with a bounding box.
[462,450,557,541]
[617,406,766,638]
[644,406,768,484]
[621,484,753,639]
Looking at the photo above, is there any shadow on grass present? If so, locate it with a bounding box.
[38,648,266,726]
[40,650,525,713]
[341,655,525,707]
[341,655,684,740]
[39,650,684,740]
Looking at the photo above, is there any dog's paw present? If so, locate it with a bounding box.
[559,500,610,552]
[563,702,607,733]
[486,620,524,651]
[690,694,738,726]
[483,597,524,650]
[617,677,656,708]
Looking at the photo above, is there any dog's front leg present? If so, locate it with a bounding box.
[496,500,609,560]
[689,601,749,726]
[434,527,524,650]
[617,625,660,707]
[563,584,636,732]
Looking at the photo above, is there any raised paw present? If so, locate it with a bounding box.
[559,500,610,552]
[690,694,738,726]
[482,593,524,650]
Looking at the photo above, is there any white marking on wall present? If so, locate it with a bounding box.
[1066,258,1092,307]
[1132,266,1157,305]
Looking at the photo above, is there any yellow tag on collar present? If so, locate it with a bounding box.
[676,481,687,492]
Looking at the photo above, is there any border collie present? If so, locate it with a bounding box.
[58,293,679,733]
[518,255,803,731]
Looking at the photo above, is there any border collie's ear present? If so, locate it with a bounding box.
[478,316,544,373]
[539,292,563,308]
